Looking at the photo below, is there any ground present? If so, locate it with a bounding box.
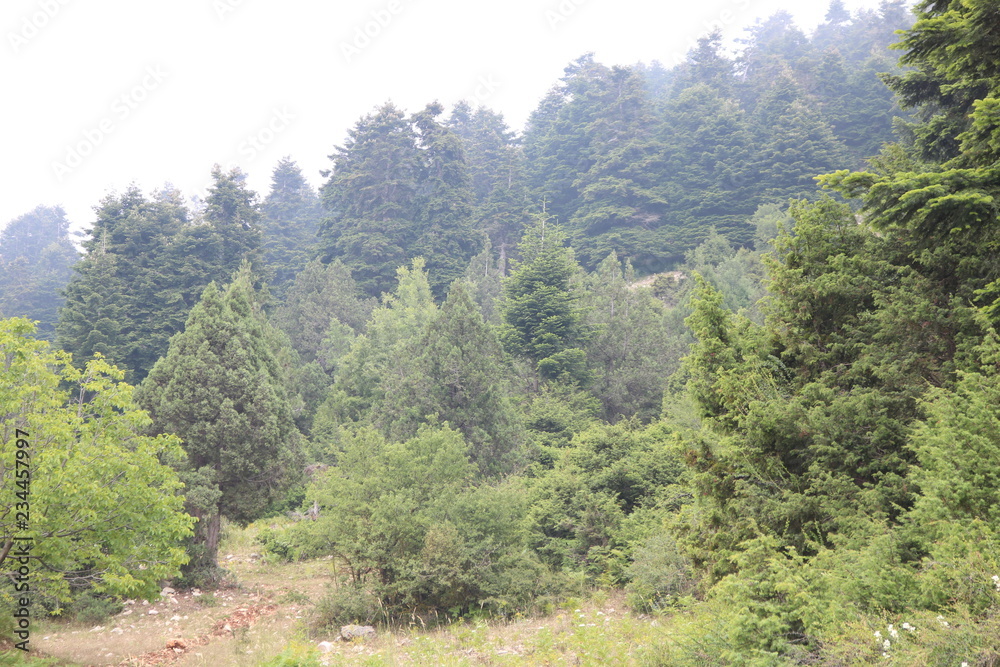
[7,522,676,666]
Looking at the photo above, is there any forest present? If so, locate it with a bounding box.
[4,0,1000,663]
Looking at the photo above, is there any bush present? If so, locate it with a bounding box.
[68,591,123,625]
[260,641,323,667]
[625,533,697,613]
[309,583,379,633]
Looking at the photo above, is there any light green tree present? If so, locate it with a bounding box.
[0,318,192,607]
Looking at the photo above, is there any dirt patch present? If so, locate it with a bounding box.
[119,602,278,666]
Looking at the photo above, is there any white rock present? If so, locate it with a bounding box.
[148,610,158,615]
[89,625,104,632]
[171,615,182,621]
[317,641,335,653]
[170,597,179,604]
[111,628,124,634]
[161,587,176,596]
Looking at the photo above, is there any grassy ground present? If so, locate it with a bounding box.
[1,522,685,666]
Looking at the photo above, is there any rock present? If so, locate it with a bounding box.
[341,624,376,641]
[161,587,176,596]
[191,590,202,597]
[111,628,124,634]
[169,597,179,604]
[166,638,186,650]
[317,641,335,653]
[89,625,104,632]
[148,610,158,615]
[171,615,182,621]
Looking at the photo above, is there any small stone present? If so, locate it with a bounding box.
[161,587,176,596]
[89,625,104,632]
[340,624,376,641]
[111,628,124,634]
[148,610,159,615]
[171,615,182,621]
[317,641,335,653]
[170,597,179,604]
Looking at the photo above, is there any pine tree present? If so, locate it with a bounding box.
[137,263,302,573]
[581,253,677,421]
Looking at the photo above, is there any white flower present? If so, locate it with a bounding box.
[889,627,899,639]
[962,663,969,667]
[902,622,915,632]
[937,614,950,627]
[874,630,882,639]
[883,639,891,650]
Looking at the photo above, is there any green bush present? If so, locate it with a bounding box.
[68,591,123,625]
[625,533,696,613]
[259,641,323,667]
[309,583,379,632]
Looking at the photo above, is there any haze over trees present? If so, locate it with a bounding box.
[13,1,1000,662]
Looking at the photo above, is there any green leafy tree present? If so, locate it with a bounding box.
[137,264,302,573]
[318,259,438,431]
[0,318,192,606]
[289,425,546,617]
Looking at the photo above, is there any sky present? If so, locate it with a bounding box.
[2,0,908,235]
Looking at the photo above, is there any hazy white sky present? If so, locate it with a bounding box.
[2,0,906,234]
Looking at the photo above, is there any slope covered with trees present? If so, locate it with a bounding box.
[16,2,1000,663]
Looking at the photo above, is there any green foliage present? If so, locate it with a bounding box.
[318,102,481,298]
[526,419,683,580]
[0,206,78,341]
[499,216,590,383]
[137,264,302,572]
[260,157,323,296]
[581,253,680,421]
[288,425,552,619]
[309,583,379,631]
[0,318,192,606]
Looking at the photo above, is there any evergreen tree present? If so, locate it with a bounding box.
[383,281,524,475]
[448,103,531,268]
[318,102,421,297]
[0,206,79,340]
[411,102,482,298]
[581,253,678,422]
[137,263,302,573]
[318,259,438,430]
[498,216,589,383]
[274,258,375,364]
[260,157,322,294]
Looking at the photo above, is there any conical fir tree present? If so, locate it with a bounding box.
[384,280,523,475]
[138,262,302,574]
